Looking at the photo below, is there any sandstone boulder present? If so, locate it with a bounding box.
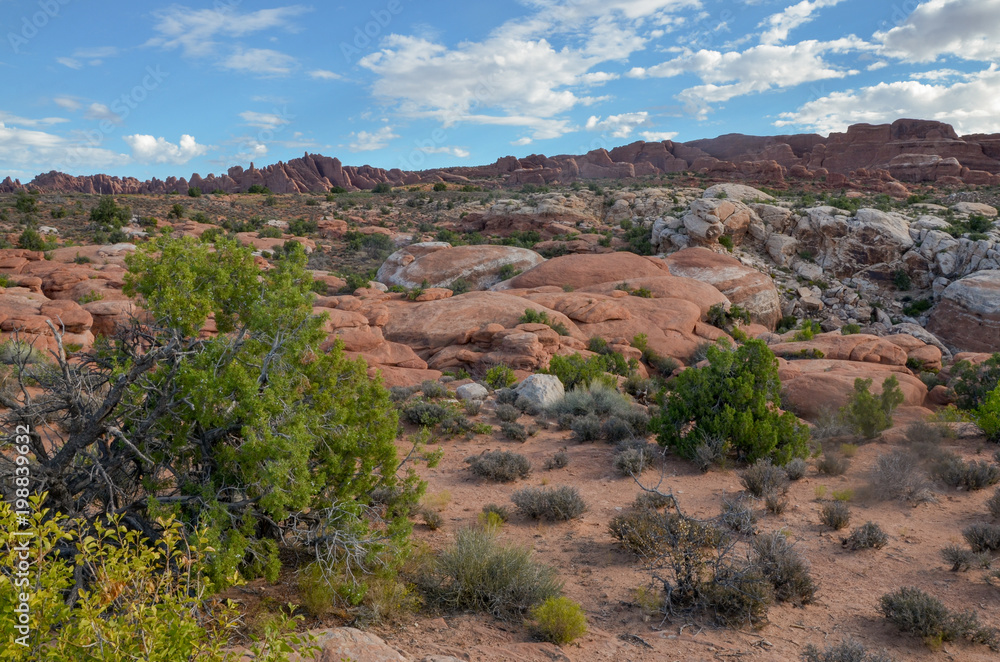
[662,248,781,329]
[927,270,1000,352]
[514,374,565,409]
[779,359,927,421]
[455,383,489,401]
[504,252,667,290]
[377,244,544,290]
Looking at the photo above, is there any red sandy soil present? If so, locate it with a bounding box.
[370,409,1000,662]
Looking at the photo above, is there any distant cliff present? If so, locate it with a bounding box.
[3,119,999,195]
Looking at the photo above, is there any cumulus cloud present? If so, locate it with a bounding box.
[347,126,399,151]
[0,122,128,175]
[876,0,1000,63]
[417,145,471,158]
[585,112,650,138]
[630,38,867,115]
[758,0,844,45]
[222,48,298,76]
[123,134,210,164]
[774,65,1000,134]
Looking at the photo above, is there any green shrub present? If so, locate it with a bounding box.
[975,383,1000,441]
[892,269,911,290]
[530,597,588,645]
[258,225,283,239]
[718,234,734,251]
[481,504,510,522]
[654,339,809,465]
[843,522,888,550]
[613,442,658,476]
[820,501,850,530]
[0,340,46,365]
[840,323,862,335]
[544,352,632,390]
[419,526,561,618]
[512,486,586,521]
[90,195,132,227]
[879,587,999,650]
[740,459,790,497]
[571,413,602,441]
[902,298,932,317]
[17,227,47,251]
[841,376,904,439]
[549,381,633,419]
[485,364,517,389]
[987,488,1000,518]
[801,639,895,662]
[751,532,816,605]
[793,319,822,341]
[544,450,569,470]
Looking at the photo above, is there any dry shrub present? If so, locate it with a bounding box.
[963,523,1000,553]
[784,457,808,481]
[842,522,888,550]
[941,545,991,572]
[801,638,895,662]
[740,459,789,497]
[868,450,934,503]
[750,532,816,605]
[512,486,586,521]
[720,494,757,535]
[468,450,531,482]
[879,587,999,651]
[817,454,849,476]
[820,501,850,530]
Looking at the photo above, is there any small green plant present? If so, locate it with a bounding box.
[78,290,105,304]
[718,234,734,251]
[530,597,588,645]
[841,376,904,439]
[892,269,912,291]
[841,323,862,335]
[793,319,822,341]
[498,263,522,280]
[403,401,450,426]
[902,298,932,317]
[485,364,517,389]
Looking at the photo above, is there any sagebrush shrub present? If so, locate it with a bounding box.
[496,403,521,422]
[987,488,1000,519]
[750,532,816,605]
[764,491,788,515]
[843,522,888,550]
[935,456,1000,490]
[418,526,561,618]
[941,545,991,572]
[544,450,569,470]
[963,522,1000,552]
[820,501,850,530]
[868,450,934,503]
[496,387,518,405]
[602,415,635,443]
[614,445,657,476]
[512,486,586,521]
[879,587,999,650]
[481,504,510,522]
[784,457,808,481]
[694,434,728,472]
[817,454,849,476]
[720,494,757,535]
[530,596,588,645]
[404,401,450,426]
[740,459,789,497]
[421,379,449,399]
[801,638,895,662]
[468,451,532,482]
[571,413,602,441]
[501,421,528,441]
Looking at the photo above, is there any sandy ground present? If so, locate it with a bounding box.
[367,409,1000,662]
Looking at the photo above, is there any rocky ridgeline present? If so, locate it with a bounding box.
[2,119,999,196]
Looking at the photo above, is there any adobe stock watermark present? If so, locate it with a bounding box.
[340,0,406,62]
[7,0,73,54]
[54,65,169,173]
[9,425,34,648]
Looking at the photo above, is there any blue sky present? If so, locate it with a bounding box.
[1,0,998,181]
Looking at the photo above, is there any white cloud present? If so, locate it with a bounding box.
[0,122,129,174]
[640,130,679,141]
[585,112,650,138]
[775,65,1000,134]
[123,134,210,164]
[147,4,309,57]
[758,0,844,45]
[347,126,399,151]
[876,0,1000,63]
[418,145,470,158]
[53,97,81,112]
[866,61,888,71]
[512,137,533,146]
[56,57,81,69]
[84,103,122,124]
[57,46,121,69]
[357,1,699,141]
[308,69,342,80]
[239,111,291,130]
[629,38,867,116]
[222,48,298,76]
[0,111,67,127]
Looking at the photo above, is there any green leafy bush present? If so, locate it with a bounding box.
[841,376,904,439]
[840,323,862,335]
[654,339,809,465]
[530,597,588,645]
[418,526,561,618]
[90,195,132,227]
[951,354,1000,411]
[485,363,517,389]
